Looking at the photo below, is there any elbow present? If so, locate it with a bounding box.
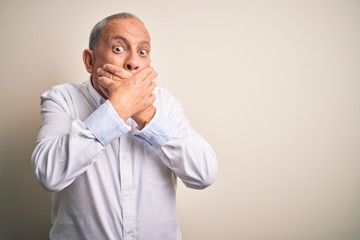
[33,167,65,192]
[183,147,218,190]
[32,152,65,192]
[197,169,217,189]
[204,170,217,188]
[183,175,216,190]
[37,175,64,192]
[195,151,218,189]
[183,164,218,190]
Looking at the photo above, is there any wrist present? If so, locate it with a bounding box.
[108,99,131,121]
[132,106,156,129]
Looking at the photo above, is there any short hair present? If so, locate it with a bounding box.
[88,12,142,50]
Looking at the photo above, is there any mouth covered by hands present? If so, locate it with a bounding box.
[97,64,158,128]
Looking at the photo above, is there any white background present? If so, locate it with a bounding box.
[0,0,359,239]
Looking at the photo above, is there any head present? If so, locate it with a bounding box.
[83,13,151,96]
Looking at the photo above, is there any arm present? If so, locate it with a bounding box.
[135,88,218,189]
[31,87,129,192]
[97,65,217,188]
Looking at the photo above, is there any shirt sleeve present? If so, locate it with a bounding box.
[135,88,218,190]
[31,89,128,192]
[84,100,130,146]
[134,110,178,148]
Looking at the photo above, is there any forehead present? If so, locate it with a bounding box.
[101,18,150,43]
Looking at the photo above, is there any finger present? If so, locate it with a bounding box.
[97,68,119,81]
[99,84,110,98]
[103,64,133,79]
[148,81,157,92]
[97,75,115,88]
[132,67,154,82]
[143,70,158,86]
[148,93,156,105]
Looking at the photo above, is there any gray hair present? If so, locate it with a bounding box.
[88,12,142,50]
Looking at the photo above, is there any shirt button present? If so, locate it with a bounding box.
[124,191,129,197]
[126,228,133,235]
[122,155,127,160]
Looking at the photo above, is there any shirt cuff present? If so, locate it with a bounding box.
[134,110,178,148]
[84,100,130,145]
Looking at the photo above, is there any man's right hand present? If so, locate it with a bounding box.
[96,64,157,121]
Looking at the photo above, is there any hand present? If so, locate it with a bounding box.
[132,105,156,129]
[97,64,157,122]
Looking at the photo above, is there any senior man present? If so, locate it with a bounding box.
[32,12,217,240]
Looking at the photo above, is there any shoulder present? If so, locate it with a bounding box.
[39,82,90,111]
[41,82,86,100]
[154,86,180,104]
[154,86,183,116]
[154,86,170,97]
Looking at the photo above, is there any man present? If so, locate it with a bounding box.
[32,12,217,240]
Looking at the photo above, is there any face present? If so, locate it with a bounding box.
[83,17,151,97]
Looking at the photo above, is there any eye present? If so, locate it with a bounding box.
[139,49,148,56]
[113,45,124,53]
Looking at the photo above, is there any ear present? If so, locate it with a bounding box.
[83,49,94,74]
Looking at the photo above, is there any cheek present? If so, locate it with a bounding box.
[141,58,151,68]
[94,50,122,67]
[101,53,127,69]
[111,56,126,66]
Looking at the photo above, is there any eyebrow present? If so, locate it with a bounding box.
[110,35,150,46]
[111,35,128,43]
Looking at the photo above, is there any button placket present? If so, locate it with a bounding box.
[119,133,137,239]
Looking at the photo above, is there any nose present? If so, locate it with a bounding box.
[124,52,140,73]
